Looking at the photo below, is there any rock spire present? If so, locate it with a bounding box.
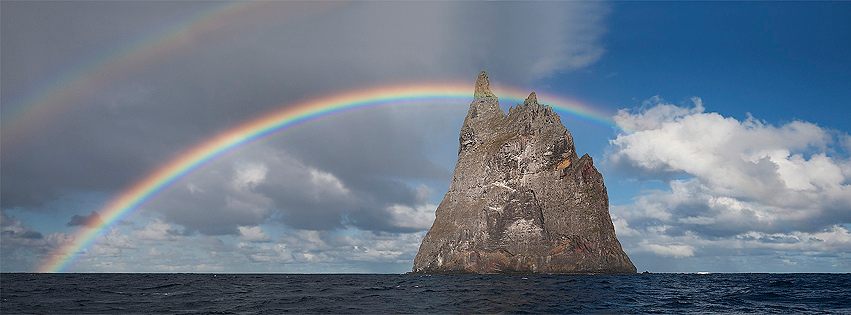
[474,71,496,99]
[413,72,636,274]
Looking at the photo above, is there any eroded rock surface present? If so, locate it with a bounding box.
[413,71,636,274]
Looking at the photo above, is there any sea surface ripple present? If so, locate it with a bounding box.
[1,273,849,314]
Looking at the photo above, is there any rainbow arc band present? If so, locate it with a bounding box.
[3,1,265,144]
[38,83,617,273]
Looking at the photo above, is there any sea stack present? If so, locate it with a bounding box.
[412,71,636,274]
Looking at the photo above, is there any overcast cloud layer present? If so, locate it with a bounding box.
[2,1,607,208]
[608,97,851,272]
[1,2,609,272]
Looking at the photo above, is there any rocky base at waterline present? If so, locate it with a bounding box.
[412,72,636,274]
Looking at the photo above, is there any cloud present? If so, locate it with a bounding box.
[608,97,851,266]
[1,210,74,271]
[734,226,851,252]
[1,1,609,210]
[231,162,268,191]
[238,226,270,242]
[1,2,610,271]
[611,214,639,237]
[610,97,850,233]
[67,211,103,227]
[1,211,43,240]
[144,142,440,235]
[235,228,426,268]
[134,219,184,241]
[88,229,135,257]
[384,203,438,231]
[639,243,695,258]
[307,168,351,198]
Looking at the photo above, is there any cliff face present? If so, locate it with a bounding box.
[412,72,636,274]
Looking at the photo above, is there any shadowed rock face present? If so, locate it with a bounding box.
[413,71,636,274]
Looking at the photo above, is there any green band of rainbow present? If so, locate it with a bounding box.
[38,83,616,272]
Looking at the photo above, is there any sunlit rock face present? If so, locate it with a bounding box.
[413,72,636,274]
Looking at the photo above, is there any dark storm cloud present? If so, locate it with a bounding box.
[0,1,214,106]
[1,1,227,207]
[0,2,605,214]
[1,2,609,239]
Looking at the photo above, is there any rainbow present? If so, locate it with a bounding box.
[3,1,343,145]
[37,83,617,272]
[2,2,247,144]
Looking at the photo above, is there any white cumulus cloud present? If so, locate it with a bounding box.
[238,225,270,242]
[231,162,268,191]
[608,97,851,265]
[135,220,182,241]
[385,203,438,231]
[639,243,695,258]
[308,168,350,198]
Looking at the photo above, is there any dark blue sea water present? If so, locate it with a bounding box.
[2,273,850,314]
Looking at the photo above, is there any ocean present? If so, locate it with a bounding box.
[2,273,849,314]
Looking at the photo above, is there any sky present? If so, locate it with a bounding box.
[2,2,850,273]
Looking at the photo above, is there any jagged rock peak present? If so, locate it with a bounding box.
[524,92,538,105]
[413,72,636,275]
[474,71,496,99]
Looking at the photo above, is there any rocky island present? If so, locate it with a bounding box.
[413,72,636,274]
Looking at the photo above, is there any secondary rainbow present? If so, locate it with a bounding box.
[38,83,616,272]
[2,1,318,145]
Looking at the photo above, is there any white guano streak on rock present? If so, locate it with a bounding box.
[491,181,516,192]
